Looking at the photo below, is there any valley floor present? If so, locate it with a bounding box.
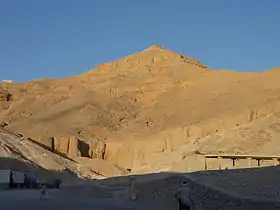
[0,189,134,210]
[3,167,280,210]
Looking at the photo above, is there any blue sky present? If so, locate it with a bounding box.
[1,1,280,82]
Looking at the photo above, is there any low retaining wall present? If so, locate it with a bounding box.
[184,175,280,210]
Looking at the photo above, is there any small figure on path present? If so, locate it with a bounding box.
[128,177,137,201]
[175,180,194,210]
[40,184,47,200]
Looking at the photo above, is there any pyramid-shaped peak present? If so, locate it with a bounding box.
[146,44,164,50]
[87,44,209,75]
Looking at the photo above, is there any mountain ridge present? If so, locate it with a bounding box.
[1,45,280,172]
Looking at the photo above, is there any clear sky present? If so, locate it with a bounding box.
[1,1,280,82]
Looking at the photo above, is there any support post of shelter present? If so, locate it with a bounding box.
[204,158,207,170]
[273,158,278,166]
[257,159,261,167]
[218,156,221,170]
[247,157,252,168]
[232,158,236,168]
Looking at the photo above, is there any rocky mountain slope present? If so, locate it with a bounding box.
[1,45,280,173]
[0,127,127,179]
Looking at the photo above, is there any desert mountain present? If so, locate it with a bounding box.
[0,127,128,179]
[1,45,280,173]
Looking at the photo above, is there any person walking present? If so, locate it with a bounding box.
[40,184,47,200]
[175,181,194,210]
[128,177,137,200]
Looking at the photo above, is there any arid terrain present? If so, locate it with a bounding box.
[1,45,280,173]
[1,45,280,209]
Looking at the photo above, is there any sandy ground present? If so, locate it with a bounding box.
[2,168,280,210]
[0,173,183,210]
[0,189,134,210]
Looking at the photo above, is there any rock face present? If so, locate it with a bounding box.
[90,138,106,159]
[31,136,106,160]
[30,136,79,158]
[0,128,102,180]
[0,89,12,101]
[53,136,70,155]
[68,136,79,157]
[75,157,128,177]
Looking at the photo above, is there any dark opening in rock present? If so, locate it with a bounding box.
[6,93,12,101]
[77,139,90,158]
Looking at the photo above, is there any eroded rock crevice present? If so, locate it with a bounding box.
[30,135,107,161]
